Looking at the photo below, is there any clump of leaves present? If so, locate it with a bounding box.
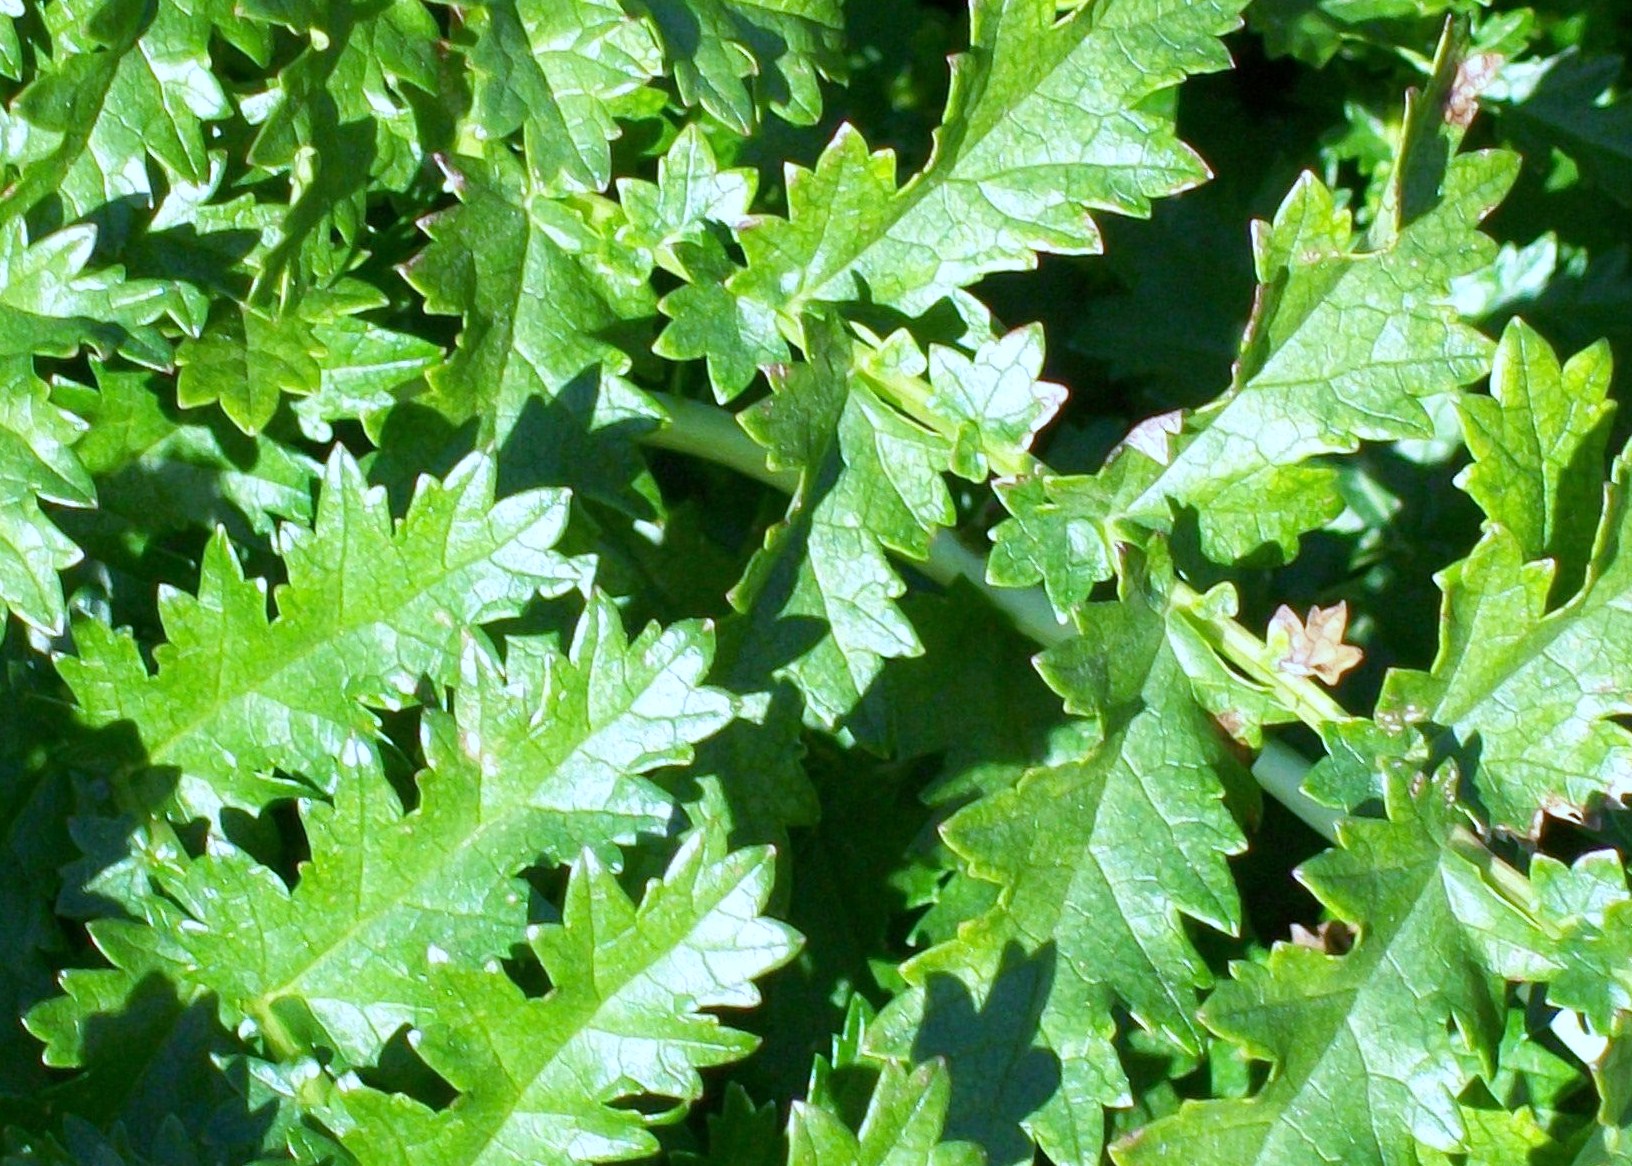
[3,1,1632,1164]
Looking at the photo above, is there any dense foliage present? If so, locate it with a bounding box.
[3,0,1632,1162]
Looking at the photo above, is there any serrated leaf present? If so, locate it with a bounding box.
[55,362,318,544]
[1247,0,1475,67]
[23,957,256,1151]
[1457,318,1613,594]
[616,126,756,269]
[0,0,22,82]
[1381,330,1632,832]
[1530,850,1632,1033]
[1585,1020,1632,1163]
[870,576,1248,1166]
[81,597,734,1066]
[0,358,95,634]
[292,311,442,442]
[0,0,229,224]
[924,325,1064,481]
[1108,149,1513,564]
[174,302,324,435]
[0,671,75,1099]
[1114,769,1558,1166]
[56,448,590,822]
[673,1084,781,1166]
[404,150,661,510]
[726,315,952,728]
[333,829,800,1165]
[637,0,844,132]
[787,1060,984,1166]
[452,0,661,194]
[660,0,1244,393]
[239,0,440,296]
[0,219,186,371]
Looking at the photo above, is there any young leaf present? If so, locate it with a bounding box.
[1115,768,1558,1166]
[616,126,757,269]
[56,449,590,822]
[332,829,801,1165]
[1457,318,1613,594]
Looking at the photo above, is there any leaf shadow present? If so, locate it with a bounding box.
[497,368,662,519]
[911,941,1063,1164]
[19,973,279,1161]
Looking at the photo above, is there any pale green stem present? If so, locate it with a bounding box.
[1254,739,1342,841]
[1169,579,1352,728]
[643,391,1345,840]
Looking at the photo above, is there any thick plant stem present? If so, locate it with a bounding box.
[644,391,1349,840]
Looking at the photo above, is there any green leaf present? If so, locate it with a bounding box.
[727,315,952,727]
[1247,0,1478,67]
[617,125,757,271]
[660,0,1244,390]
[404,150,662,509]
[1107,149,1513,564]
[0,358,95,635]
[333,829,800,1165]
[1457,318,1613,592]
[674,1084,781,1166]
[82,597,734,1067]
[22,954,256,1150]
[55,362,318,543]
[294,304,443,442]
[869,574,1248,1166]
[0,0,229,223]
[1114,768,1558,1166]
[238,0,441,296]
[0,218,187,370]
[1530,849,1632,1033]
[787,1060,984,1166]
[56,448,590,822]
[1583,1020,1632,1164]
[636,0,844,132]
[1381,331,1632,833]
[453,0,662,194]
[174,303,324,435]
[0,670,75,1099]
[922,325,1064,481]
[0,0,22,82]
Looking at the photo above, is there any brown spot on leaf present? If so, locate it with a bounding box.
[1446,53,1502,129]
